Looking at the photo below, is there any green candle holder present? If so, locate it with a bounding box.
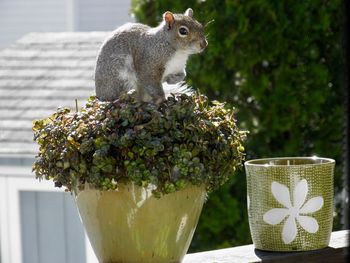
[245,157,335,251]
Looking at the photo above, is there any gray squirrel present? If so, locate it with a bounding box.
[95,8,207,103]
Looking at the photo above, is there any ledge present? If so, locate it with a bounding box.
[183,230,349,263]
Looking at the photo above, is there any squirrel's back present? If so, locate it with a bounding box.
[96,23,151,64]
[95,23,149,101]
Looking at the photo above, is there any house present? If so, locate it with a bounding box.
[0,31,113,263]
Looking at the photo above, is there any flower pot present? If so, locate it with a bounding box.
[75,183,206,263]
[245,157,335,251]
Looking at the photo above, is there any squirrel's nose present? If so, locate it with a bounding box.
[200,39,208,50]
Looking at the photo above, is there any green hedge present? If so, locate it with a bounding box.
[131,0,345,252]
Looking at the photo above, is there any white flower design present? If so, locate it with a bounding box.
[263,179,323,244]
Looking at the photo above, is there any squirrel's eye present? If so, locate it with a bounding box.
[178,26,189,37]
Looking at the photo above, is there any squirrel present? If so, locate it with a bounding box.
[94,8,207,103]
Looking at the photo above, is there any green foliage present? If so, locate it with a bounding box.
[33,93,247,196]
[131,0,345,251]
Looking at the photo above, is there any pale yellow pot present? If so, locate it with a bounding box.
[75,183,206,263]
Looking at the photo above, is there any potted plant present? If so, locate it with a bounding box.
[33,92,247,263]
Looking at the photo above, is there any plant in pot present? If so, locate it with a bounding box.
[32,92,247,263]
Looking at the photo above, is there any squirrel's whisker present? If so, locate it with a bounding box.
[204,19,215,28]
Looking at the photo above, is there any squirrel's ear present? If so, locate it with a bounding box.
[184,8,193,18]
[163,11,175,30]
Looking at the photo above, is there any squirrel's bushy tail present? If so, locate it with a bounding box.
[162,81,194,97]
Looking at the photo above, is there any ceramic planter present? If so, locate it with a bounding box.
[75,183,206,263]
[245,157,335,251]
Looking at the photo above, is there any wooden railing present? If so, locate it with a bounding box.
[183,230,348,263]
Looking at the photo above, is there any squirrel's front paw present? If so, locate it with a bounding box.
[165,72,186,84]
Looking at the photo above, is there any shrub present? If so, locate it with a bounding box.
[131,0,345,251]
[33,93,247,197]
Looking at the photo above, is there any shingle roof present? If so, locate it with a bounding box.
[0,32,109,154]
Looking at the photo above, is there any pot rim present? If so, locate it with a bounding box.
[244,156,335,167]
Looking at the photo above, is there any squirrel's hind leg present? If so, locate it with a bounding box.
[95,54,138,101]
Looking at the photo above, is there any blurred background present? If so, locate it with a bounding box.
[131,0,347,251]
[0,0,347,261]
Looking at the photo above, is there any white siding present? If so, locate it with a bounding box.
[76,0,133,31]
[0,0,133,50]
[20,191,86,263]
[0,173,99,263]
[0,0,68,49]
